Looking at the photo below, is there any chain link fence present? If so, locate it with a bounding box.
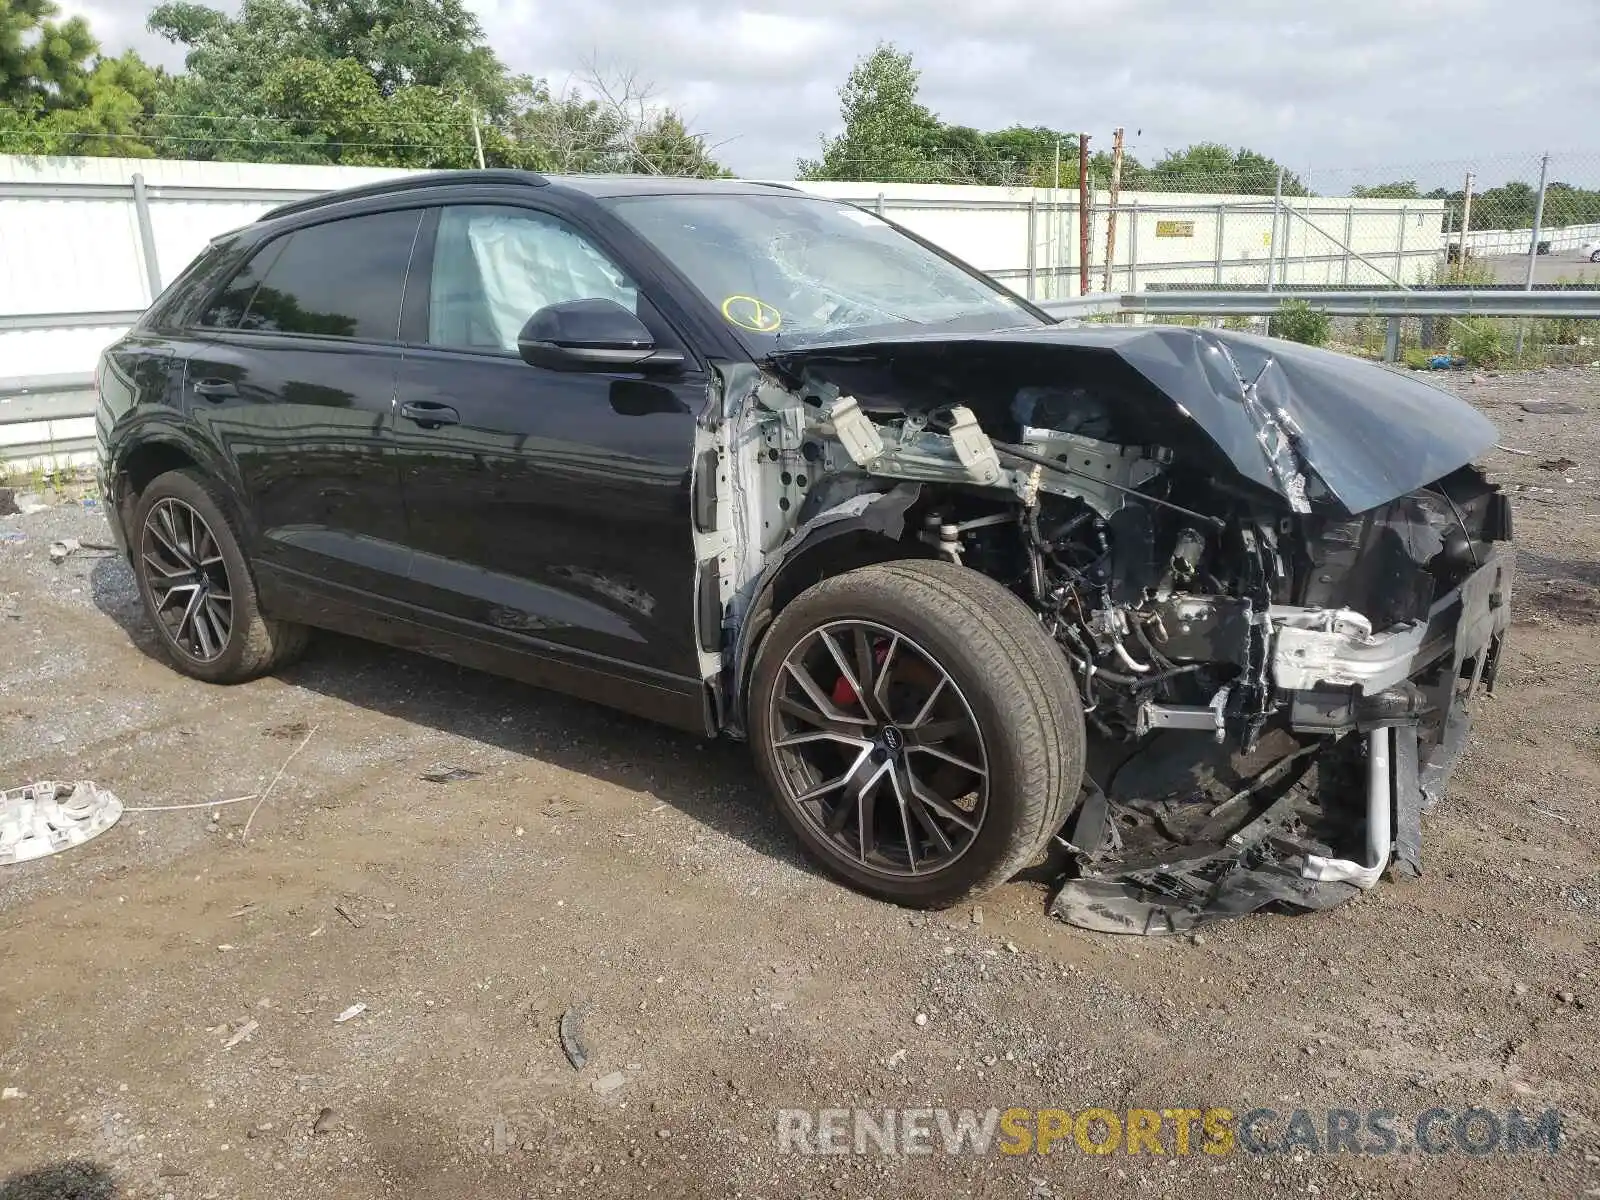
[1075,150,1600,368]
[3,141,1598,383]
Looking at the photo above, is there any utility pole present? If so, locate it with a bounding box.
[1457,171,1475,279]
[1524,153,1550,289]
[1101,127,1124,293]
[1517,153,1551,357]
[1077,132,1091,297]
[1051,138,1061,296]
[470,107,487,169]
[1265,165,1284,292]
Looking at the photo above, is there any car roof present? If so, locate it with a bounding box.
[543,174,799,199]
[256,169,803,227]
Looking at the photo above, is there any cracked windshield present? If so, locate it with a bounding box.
[605,192,1043,348]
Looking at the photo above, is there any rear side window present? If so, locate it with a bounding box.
[202,209,423,341]
[148,237,249,331]
[199,240,284,330]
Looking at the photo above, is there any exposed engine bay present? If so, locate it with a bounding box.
[693,325,1515,933]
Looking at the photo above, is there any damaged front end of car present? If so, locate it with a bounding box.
[694,322,1513,934]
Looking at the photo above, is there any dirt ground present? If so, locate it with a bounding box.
[2,368,1598,1200]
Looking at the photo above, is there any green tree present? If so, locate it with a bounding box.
[503,84,627,172]
[1541,182,1600,228]
[299,0,508,108]
[1145,143,1307,195]
[631,111,730,178]
[0,2,166,156]
[37,51,169,156]
[255,55,482,166]
[797,43,944,182]
[147,0,324,159]
[144,1,728,173]
[976,125,1064,185]
[974,130,1148,190]
[520,68,730,177]
[1351,180,1421,199]
[1470,180,1536,229]
[1,0,96,110]
[146,0,522,161]
[149,0,508,110]
[798,47,1297,196]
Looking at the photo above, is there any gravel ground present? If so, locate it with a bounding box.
[2,370,1598,1199]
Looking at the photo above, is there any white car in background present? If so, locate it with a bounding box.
[1583,238,1600,262]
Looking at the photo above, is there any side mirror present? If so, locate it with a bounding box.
[516,298,684,372]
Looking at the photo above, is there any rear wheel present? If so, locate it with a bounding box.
[749,559,1085,908]
[132,469,308,683]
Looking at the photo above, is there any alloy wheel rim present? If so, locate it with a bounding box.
[140,498,233,662]
[767,619,989,878]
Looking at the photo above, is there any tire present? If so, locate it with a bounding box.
[1590,250,1600,263]
[748,559,1085,908]
[131,468,309,683]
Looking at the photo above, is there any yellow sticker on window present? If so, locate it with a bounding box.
[721,295,782,333]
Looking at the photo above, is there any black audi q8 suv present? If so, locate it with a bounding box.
[97,170,1512,927]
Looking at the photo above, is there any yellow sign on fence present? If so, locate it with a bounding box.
[1155,220,1196,238]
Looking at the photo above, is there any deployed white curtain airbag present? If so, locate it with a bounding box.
[431,208,637,351]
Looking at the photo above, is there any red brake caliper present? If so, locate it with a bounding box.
[831,641,889,709]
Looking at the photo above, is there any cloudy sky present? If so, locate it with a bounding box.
[62,0,1600,185]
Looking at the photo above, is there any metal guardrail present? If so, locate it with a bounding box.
[1116,288,1600,319]
[6,286,1600,463]
[1039,286,1600,361]
[1039,295,1125,318]
[0,310,143,332]
[0,373,97,418]
[0,373,97,464]
[1040,288,1600,320]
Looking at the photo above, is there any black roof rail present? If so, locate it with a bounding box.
[258,169,549,223]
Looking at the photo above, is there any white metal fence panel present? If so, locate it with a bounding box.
[0,156,416,382]
[7,153,1579,467]
[0,156,1456,358]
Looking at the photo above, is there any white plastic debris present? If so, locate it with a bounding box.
[333,1003,367,1024]
[0,781,122,865]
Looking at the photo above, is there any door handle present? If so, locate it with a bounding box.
[399,401,460,429]
[192,378,237,401]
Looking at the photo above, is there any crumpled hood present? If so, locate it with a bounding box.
[770,323,1498,514]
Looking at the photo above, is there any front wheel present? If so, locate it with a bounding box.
[748,559,1086,908]
[1590,250,1600,263]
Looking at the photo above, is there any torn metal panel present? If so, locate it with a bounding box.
[768,324,1497,514]
[1051,748,1363,935]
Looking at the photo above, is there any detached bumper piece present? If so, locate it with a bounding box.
[1051,742,1364,936]
[1052,547,1512,935]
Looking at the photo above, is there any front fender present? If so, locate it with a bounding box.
[724,483,921,736]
